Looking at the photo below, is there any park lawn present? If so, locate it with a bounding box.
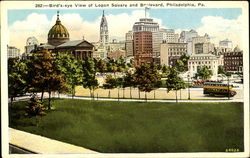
[9,99,244,153]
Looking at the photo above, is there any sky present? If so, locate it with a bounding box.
[8,8,243,53]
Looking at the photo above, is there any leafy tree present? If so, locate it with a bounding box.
[31,50,67,109]
[218,65,225,74]
[195,66,213,81]
[176,60,185,72]
[162,65,169,75]
[25,95,46,126]
[96,59,107,75]
[123,71,136,99]
[8,58,28,105]
[165,67,187,102]
[103,75,117,98]
[156,64,162,71]
[133,64,161,101]
[25,95,46,117]
[82,57,99,98]
[55,53,83,98]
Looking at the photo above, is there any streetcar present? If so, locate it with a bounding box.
[203,82,237,97]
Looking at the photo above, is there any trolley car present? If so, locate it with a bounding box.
[203,82,237,97]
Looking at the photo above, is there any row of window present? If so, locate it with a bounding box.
[224,62,243,65]
[191,57,214,60]
[169,52,184,56]
[168,48,186,51]
[49,33,68,38]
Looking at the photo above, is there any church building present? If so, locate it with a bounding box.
[38,11,94,60]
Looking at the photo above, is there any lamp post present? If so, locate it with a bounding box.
[227,75,230,100]
[188,73,191,100]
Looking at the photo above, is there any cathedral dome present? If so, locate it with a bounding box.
[48,11,69,46]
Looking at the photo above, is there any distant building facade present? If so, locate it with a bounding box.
[108,39,125,52]
[153,28,179,57]
[219,39,233,52]
[192,34,214,54]
[179,30,198,55]
[160,42,187,66]
[179,29,198,43]
[188,53,219,79]
[25,37,39,54]
[125,31,134,57]
[223,46,243,73]
[7,45,20,59]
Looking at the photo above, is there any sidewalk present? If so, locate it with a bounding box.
[9,128,98,154]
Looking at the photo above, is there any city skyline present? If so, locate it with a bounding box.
[8,8,243,53]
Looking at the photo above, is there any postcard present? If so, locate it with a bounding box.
[1,1,249,158]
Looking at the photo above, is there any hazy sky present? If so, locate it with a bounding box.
[8,8,242,52]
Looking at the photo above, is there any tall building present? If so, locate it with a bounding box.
[125,31,134,57]
[179,29,198,55]
[48,11,69,46]
[153,29,179,57]
[100,10,109,47]
[160,42,187,66]
[133,17,159,61]
[7,45,20,59]
[192,34,214,54]
[219,39,233,52]
[179,29,198,43]
[133,31,153,65]
[94,10,109,59]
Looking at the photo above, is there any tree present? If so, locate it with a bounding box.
[176,60,185,72]
[116,77,124,100]
[8,58,28,105]
[179,53,190,71]
[133,64,161,101]
[123,71,136,99]
[162,65,170,75]
[82,57,99,98]
[165,67,187,103]
[103,75,117,98]
[31,50,67,109]
[55,53,83,98]
[218,65,225,74]
[195,66,213,81]
[96,59,107,75]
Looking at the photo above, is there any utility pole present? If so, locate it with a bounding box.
[227,75,230,100]
[188,74,191,100]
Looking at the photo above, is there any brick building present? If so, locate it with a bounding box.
[224,47,243,73]
[133,31,153,65]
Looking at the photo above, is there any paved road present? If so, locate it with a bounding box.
[74,86,244,102]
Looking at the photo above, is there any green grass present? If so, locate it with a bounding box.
[9,99,244,153]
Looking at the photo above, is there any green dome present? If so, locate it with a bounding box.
[48,12,69,39]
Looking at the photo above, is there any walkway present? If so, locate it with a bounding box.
[9,128,97,154]
[12,93,243,103]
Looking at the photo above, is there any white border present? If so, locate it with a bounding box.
[1,1,249,158]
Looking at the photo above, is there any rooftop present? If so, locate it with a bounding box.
[57,40,84,47]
